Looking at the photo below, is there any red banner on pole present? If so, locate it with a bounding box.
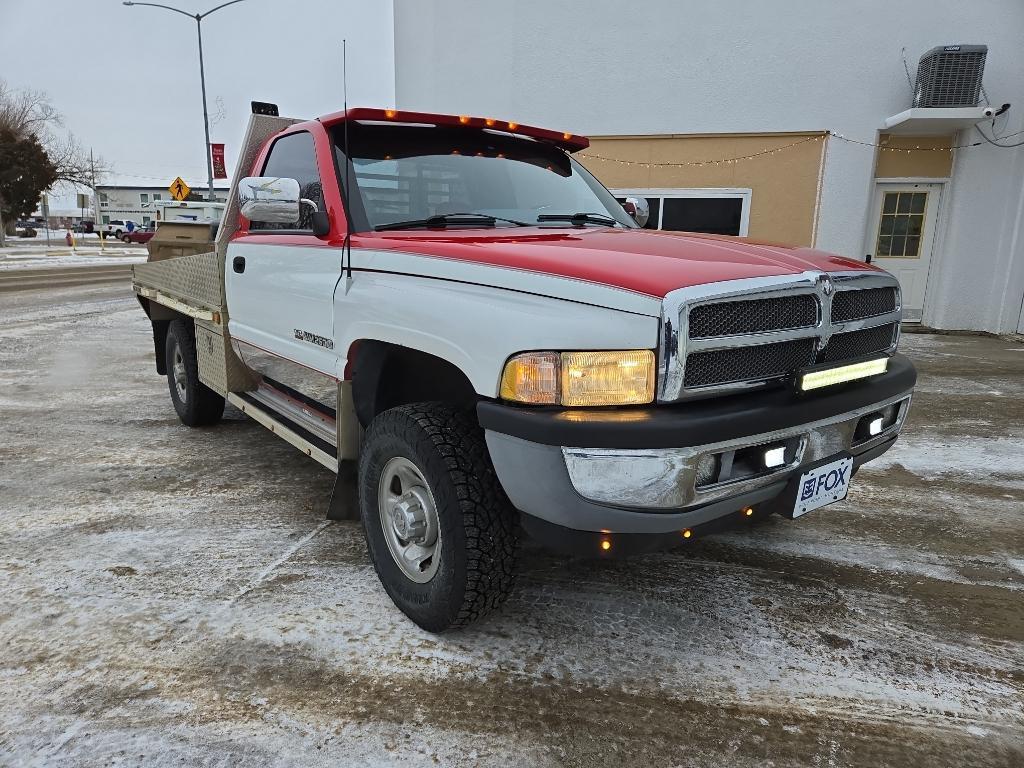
[211,143,227,179]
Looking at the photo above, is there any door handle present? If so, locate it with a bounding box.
[232,256,246,273]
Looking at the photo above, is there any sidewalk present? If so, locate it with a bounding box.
[0,245,147,270]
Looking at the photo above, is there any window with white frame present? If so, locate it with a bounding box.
[612,188,751,236]
[153,193,161,201]
[140,193,149,204]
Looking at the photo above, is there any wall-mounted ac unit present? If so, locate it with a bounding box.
[913,45,988,108]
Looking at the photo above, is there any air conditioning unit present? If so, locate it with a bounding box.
[913,45,988,108]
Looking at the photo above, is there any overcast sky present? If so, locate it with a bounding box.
[0,0,395,198]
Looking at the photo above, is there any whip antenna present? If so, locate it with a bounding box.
[342,38,354,284]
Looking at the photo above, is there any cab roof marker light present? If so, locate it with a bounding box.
[800,358,889,392]
[323,110,590,150]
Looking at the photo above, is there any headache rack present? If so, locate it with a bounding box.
[659,272,901,401]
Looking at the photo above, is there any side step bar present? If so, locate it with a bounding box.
[227,392,337,472]
[247,379,337,449]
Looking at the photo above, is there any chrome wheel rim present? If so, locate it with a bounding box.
[377,456,441,583]
[172,343,188,403]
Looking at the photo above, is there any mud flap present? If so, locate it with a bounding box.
[327,460,360,521]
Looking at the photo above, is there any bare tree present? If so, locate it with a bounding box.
[0,80,109,245]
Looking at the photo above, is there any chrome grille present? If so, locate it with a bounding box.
[688,295,817,339]
[831,287,898,323]
[659,271,902,401]
[684,338,816,388]
[818,323,897,364]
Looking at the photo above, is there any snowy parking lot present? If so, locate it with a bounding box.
[1,282,1022,767]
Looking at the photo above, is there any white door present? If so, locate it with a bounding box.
[864,182,942,322]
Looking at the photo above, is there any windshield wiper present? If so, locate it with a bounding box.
[537,212,619,227]
[375,212,529,231]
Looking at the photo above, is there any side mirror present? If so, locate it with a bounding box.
[622,196,650,228]
[239,176,300,223]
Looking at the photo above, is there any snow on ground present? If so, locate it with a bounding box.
[0,285,1021,767]
[0,247,146,270]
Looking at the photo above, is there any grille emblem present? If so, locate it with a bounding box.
[819,275,835,297]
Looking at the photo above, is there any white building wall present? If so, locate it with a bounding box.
[394,0,1024,333]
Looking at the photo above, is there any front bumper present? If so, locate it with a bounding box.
[479,353,916,535]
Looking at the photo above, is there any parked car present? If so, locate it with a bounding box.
[122,222,157,244]
[14,221,37,237]
[132,105,917,632]
[73,220,95,234]
[102,220,136,239]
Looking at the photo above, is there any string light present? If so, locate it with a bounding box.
[577,130,983,170]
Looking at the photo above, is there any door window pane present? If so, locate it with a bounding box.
[876,191,928,258]
[253,131,324,231]
[661,197,743,235]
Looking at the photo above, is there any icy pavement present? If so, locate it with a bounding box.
[0,287,1021,767]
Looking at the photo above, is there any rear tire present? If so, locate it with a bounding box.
[165,319,224,427]
[359,403,518,632]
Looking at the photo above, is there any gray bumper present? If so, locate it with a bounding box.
[485,393,911,534]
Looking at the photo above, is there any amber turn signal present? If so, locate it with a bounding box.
[499,350,655,406]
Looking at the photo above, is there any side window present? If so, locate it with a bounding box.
[251,131,324,231]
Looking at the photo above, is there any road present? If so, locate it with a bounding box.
[0,283,1022,767]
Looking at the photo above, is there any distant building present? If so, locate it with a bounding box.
[30,206,93,229]
[95,182,230,226]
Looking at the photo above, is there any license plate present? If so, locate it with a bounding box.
[792,456,854,517]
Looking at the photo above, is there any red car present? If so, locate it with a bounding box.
[122,223,156,244]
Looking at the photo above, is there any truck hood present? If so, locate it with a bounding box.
[353,227,878,299]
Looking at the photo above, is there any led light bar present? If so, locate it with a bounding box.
[800,358,889,392]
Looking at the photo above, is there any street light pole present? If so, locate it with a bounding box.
[123,0,251,201]
[195,17,215,201]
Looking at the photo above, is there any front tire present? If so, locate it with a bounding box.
[165,319,225,427]
[359,403,518,632]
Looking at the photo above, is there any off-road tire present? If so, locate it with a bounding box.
[165,319,225,427]
[359,403,518,632]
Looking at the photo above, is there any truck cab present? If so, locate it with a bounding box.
[134,106,915,632]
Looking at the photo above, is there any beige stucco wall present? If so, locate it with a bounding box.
[578,132,828,247]
[873,134,954,179]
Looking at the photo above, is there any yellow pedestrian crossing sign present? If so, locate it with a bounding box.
[169,177,191,201]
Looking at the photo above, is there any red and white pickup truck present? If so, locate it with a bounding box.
[134,105,916,631]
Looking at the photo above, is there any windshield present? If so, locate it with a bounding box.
[332,123,635,231]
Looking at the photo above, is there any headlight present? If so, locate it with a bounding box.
[499,350,656,406]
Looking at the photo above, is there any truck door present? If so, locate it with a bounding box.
[225,129,342,411]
